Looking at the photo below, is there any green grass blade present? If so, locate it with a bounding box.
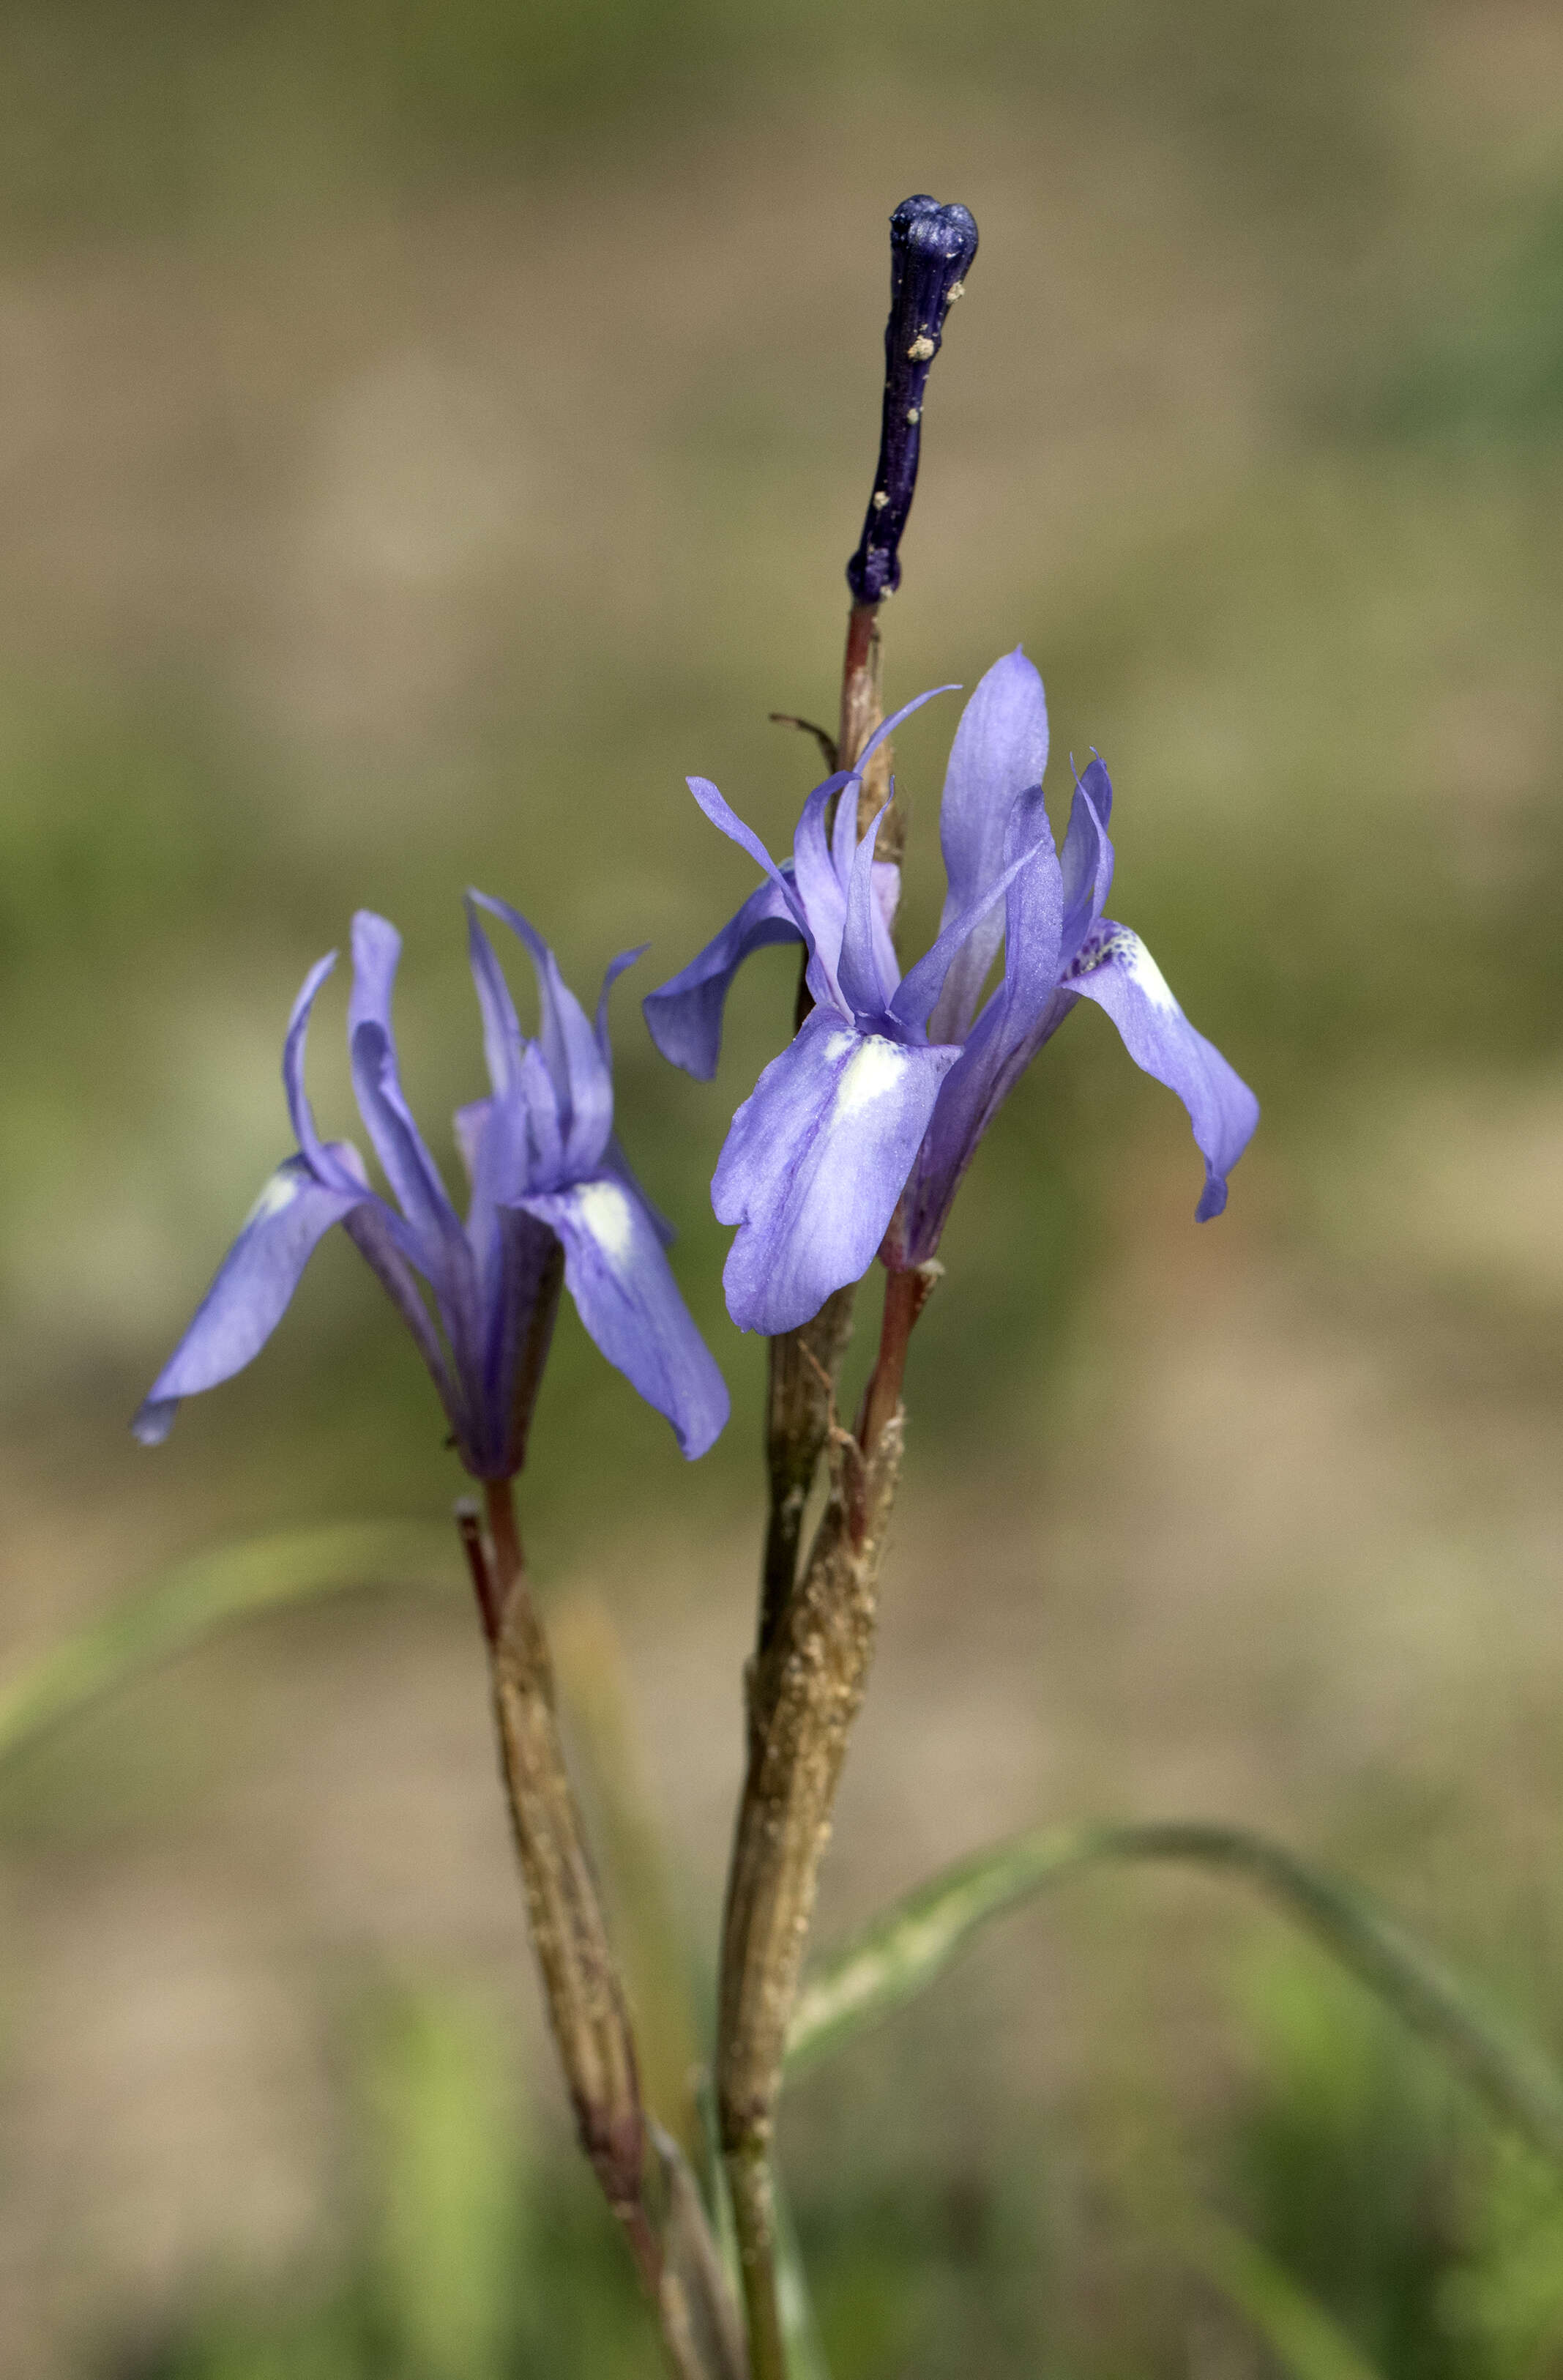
[1174,2198,1387,2380]
[785,1818,1563,2166]
[0,1520,455,1765]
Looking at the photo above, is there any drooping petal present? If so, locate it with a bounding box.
[642,873,805,1079]
[928,650,1050,1043]
[1067,922,1260,1219]
[712,1005,961,1334]
[1058,759,1114,963]
[470,891,615,1176]
[133,1156,369,1444]
[595,945,649,1063]
[517,1175,729,1459]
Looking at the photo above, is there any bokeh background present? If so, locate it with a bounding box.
[2,1,1562,2370]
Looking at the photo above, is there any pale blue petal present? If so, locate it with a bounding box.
[712,1005,960,1334]
[642,874,805,1080]
[133,1157,368,1443]
[889,800,1059,1035]
[517,1177,729,1459]
[470,891,615,1175]
[1058,759,1114,962]
[835,807,900,1019]
[1067,923,1259,1219]
[928,650,1050,1043]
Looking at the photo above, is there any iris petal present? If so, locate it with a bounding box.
[1067,923,1260,1219]
[518,1175,729,1458]
[712,1005,960,1334]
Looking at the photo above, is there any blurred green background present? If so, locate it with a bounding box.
[2,0,1563,2370]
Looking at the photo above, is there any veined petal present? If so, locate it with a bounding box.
[517,1176,729,1459]
[712,1005,960,1334]
[348,913,466,1258]
[469,891,615,1175]
[282,952,357,1189]
[1067,922,1259,1219]
[889,797,1059,1036]
[464,897,523,1096]
[643,874,805,1080]
[895,786,1070,1260]
[133,1157,368,1444]
[928,650,1050,1043]
[791,770,855,972]
[1059,758,1114,962]
[836,806,899,1019]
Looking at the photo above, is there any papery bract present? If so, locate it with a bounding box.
[136,900,728,1471]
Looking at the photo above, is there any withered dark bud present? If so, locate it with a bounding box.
[845,193,979,605]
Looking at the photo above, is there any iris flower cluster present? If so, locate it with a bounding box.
[137,648,1256,1459]
[646,647,1260,1334]
[135,896,728,1473]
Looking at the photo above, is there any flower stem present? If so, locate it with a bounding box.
[469,1482,661,2299]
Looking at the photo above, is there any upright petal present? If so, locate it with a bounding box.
[835,808,900,1019]
[470,892,615,1175]
[928,650,1050,1043]
[517,1176,729,1459]
[1058,759,1114,963]
[133,1157,369,1444]
[283,952,357,1190]
[889,804,1058,1035]
[464,897,524,1096]
[895,786,1069,1260]
[348,914,466,1258]
[1067,922,1259,1219]
[712,1005,960,1334]
[642,874,805,1079]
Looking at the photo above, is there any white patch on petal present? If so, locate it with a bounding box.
[243,1169,301,1228]
[836,1035,912,1117]
[821,1029,857,1063]
[1122,934,1181,1014]
[576,1178,635,1264]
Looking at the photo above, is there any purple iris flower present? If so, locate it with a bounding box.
[644,650,1259,1336]
[135,899,730,1472]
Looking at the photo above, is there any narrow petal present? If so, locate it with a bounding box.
[1067,923,1260,1218]
[341,1197,469,1450]
[517,1177,729,1459]
[895,786,1070,1260]
[282,952,357,1188]
[835,807,900,1019]
[642,874,805,1080]
[469,891,615,1175]
[685,777,812,938]
[348,913,466,1257]
[464,897,524,1096]
[133,1158,368,1444]
[596,945,649,1062]
[791,770,856,975]
[928,650,1050,1042]
[889,802,1059,1035]
[712,1005,960,1334]
[1058,759,1115,962]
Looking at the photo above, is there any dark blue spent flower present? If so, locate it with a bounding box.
[645,650,1259,1336]
[135,900,729,1472]
[846,194,978,607]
